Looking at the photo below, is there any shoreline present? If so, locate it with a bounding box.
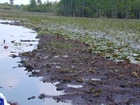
[19,34,140,105]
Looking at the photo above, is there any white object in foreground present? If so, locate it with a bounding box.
[0,93,10,105]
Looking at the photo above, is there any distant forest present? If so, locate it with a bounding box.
[1,0,140,19]
[58,0,140,19]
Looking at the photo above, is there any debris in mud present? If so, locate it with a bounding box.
[38,93,46,99]
[8,102,18,105]
[4,45,8,49]
[9,54,18,58]
[20,39,38,42]
[28,96,36,100]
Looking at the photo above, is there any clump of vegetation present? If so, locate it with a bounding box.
[48,41,72,49]
[0,3,13,10]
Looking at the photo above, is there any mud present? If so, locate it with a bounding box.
[19,34,140,105]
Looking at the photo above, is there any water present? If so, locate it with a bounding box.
[0,20,71,105]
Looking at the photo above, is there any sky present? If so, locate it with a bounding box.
[0,0,59,5]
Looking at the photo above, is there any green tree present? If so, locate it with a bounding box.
[9,0,14,5]
[132,0,140,18]
[30,0,37,8]
[37,0,42,4]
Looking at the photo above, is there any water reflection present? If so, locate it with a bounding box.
[38,82,64,96]
[0,73,20,89]
[0,51,9,59]
[0,20,71,105]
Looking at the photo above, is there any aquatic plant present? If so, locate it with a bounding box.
[1,10,140,63]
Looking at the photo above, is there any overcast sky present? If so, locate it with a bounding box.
[0,0,60,5]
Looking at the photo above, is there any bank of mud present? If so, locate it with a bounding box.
[19,34,140,105]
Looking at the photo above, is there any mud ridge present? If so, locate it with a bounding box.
[19,34,140,105]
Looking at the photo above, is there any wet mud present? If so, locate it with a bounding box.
[18,34,140,105]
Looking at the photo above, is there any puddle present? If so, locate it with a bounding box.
[0,20,71,105]
[67,84,83,88]
[91,78,101,81]
[53,55,69,58]
[62,55,69,58]
[53,55,60,58]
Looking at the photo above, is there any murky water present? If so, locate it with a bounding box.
[0,20,71,105]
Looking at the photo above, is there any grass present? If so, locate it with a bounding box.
[0,9,140,63]
[48,41,72,49]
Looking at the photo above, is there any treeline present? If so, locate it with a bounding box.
[22,0,58,13]
[0,1,58,13]
[1,0,140,19]
[0,3,15,10]
[58,0,140,19]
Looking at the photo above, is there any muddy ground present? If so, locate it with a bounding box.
[18,34,140,105]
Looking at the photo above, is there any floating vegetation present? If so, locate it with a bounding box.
[1,10,140,63]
